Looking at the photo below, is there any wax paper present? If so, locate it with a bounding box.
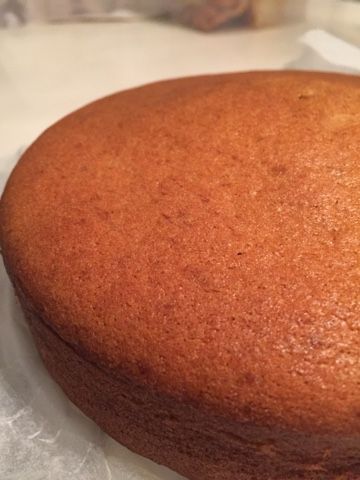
[0,30,359,480]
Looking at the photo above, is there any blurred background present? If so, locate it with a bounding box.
[0,0,359,159]
[0,0,359,33]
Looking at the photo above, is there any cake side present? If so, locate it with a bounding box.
[11,273,359,480]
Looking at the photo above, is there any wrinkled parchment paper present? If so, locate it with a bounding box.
[1,30,359,480]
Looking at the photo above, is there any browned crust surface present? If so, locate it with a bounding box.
[21,292,360,480]
[1,71,360,478]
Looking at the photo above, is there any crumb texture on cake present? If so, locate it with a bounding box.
[0,71,359,479]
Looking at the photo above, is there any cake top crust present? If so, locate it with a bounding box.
[1,71,360,435]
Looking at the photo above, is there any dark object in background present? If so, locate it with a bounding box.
[180,0,250,31]
[0,0,26,27]
[178,0,298,31]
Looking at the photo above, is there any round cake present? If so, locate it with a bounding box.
[1,71,359,479]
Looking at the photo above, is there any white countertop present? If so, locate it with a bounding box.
[1,16,359,161]
[0,21,308,158]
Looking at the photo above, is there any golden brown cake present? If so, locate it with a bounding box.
[1,71,359,479]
